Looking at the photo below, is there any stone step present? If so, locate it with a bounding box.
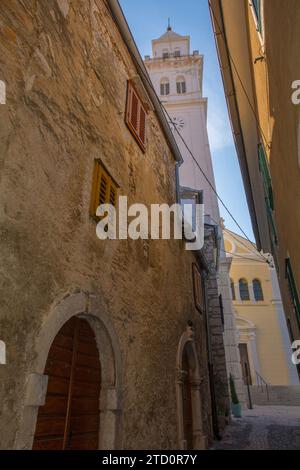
[249,385,300,406]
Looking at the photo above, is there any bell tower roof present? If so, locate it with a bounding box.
[157,29,185,41]
[151,25,190,58]
[157,22,185,42]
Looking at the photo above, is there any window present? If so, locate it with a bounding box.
[160,78,170,96]
[265,196,278,245]
[230,279,236,301]
[239,279,250,301]
[176,76,186,94]
[258,143,274,209]
[258,143,278,245]
[252,0,262,33]
[253,279,264,301]
[125,81,147,152]
[162,50,169,59]
[193,264,204,313]
[90,160,118,218]
[174,49,181,58]
[286,258,300,330]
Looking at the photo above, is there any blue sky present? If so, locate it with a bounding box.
[120,0,254,241]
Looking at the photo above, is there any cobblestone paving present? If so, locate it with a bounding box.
[213,406,300,450]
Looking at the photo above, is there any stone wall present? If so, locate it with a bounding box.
[0,0,215,449]
[203,226,230,426]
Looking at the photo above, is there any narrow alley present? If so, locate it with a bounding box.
[213,406,300,450]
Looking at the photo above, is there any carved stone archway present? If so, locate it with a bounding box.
[14,292,123,450]
[176,324,207,450]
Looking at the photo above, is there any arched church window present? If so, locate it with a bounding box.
[160,78,170,96]
[239,279,250,301]
[253,279,264,301]
[176,76,186,94]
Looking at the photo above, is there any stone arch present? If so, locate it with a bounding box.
[175,324,207,450]
[14,292,122,450]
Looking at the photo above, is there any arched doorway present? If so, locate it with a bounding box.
[181,344,194,450]
[176,324,207,450]
[33,317,101,450]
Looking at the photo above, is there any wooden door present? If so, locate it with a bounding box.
[182,346,194,450]
[239,343,252,386]
[33,317,101,450]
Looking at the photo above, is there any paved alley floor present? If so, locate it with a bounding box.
[213,406,300,450]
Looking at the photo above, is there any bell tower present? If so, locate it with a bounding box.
[145,26,219,224]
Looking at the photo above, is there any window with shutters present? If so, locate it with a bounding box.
[258,143,278,246]
[125,81,147,152]
[90,160,118,218]
[258,143,274,209]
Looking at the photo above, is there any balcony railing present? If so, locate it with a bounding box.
[145,52,201,62]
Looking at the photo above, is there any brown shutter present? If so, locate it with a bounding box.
[125,81,147,152]
[130,88,139,132]
[109,185,117,206]
[139,107,146,146]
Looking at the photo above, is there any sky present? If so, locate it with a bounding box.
[120,0,255,241]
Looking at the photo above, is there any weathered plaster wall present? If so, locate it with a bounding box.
[0,0,213,449]
[238,0,300,368]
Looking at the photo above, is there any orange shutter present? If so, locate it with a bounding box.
[99,171,109,206]
[90,161,118,218]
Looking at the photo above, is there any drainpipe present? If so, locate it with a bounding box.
[175,162,182,204]
[203,270,221,440]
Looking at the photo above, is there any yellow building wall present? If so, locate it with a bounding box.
[245,0,300,343]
